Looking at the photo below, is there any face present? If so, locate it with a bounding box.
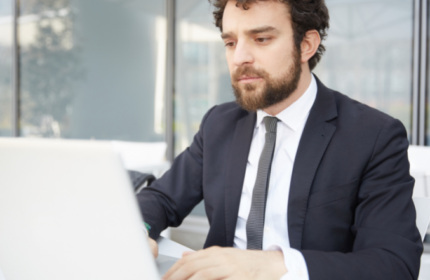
[222,0,302,112]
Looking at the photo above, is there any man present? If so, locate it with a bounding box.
[138,0,423,279]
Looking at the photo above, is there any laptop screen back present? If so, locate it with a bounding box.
[0,138,159,280]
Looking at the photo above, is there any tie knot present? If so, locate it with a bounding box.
[263,116,278,133]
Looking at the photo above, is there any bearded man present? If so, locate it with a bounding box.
[138,0,423,279]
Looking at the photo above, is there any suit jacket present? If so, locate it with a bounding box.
[137,77,423,280]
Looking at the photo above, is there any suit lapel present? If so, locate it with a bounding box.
[224,111,256,247]
[288,78,338,249]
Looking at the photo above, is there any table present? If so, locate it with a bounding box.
[156,237,194,276]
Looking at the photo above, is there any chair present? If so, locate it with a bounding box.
[413,197,430,241]
[111,141,170,178]
[408,145,430,197]
[128,170,156,194]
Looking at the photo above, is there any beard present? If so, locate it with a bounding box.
[231,47,302,112]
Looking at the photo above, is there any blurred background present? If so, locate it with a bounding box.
[1,0,429,276]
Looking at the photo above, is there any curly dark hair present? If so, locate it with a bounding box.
[210,0,329,70]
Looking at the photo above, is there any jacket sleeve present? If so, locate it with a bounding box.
[301,118,423,280]
[136,106,217,240]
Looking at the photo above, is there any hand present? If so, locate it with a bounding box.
[148,237,158,259]
[162,246,287,280]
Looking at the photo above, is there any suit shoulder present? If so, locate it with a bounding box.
[331,90,402,129]
[205,101,249,122]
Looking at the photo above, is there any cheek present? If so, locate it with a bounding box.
[228,65,236,80]
[256,46,293,76]
[225,52,235,76]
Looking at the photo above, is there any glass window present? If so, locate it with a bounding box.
[313,0,413,136]
[18,0,166,141]
[175,0,233,216]
[175,0,233,156]
[427,8,430,145]
[0,0,13,136]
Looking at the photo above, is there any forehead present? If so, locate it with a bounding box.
[222,0,291,34]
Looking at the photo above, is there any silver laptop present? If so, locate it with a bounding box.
[0,138,163,280]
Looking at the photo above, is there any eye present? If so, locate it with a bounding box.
[256,37,271,43]
[224,42,236,48]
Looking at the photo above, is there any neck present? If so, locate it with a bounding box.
[263,68,312,116]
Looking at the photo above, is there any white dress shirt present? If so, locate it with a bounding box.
[233,74,317,280]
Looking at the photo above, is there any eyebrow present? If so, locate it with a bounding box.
[246,26,276,35]
[221,31,234,40]
[221,26,277,40]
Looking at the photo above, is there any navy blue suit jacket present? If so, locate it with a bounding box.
[138,77,423,280]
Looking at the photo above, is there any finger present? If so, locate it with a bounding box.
[182,251,195,257]
[181,246,222,261]
[174,246,221,265]
[163,252,217,280]
[163,247,225,280]
[148,238,158,259]
[187,265,231,280]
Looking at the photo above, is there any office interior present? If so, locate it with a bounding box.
[0,0,429,278]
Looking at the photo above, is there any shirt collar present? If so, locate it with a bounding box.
[256,74,317,131]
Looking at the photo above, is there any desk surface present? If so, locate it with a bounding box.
[157,236,194,259]
[156,237,193,277]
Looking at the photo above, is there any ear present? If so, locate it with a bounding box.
[300,30,321,64]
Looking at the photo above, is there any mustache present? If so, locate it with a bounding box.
[232,66,268,82]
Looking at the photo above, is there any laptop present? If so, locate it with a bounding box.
[0,138,176,280]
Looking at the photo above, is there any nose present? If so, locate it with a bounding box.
[232,40,254,67]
